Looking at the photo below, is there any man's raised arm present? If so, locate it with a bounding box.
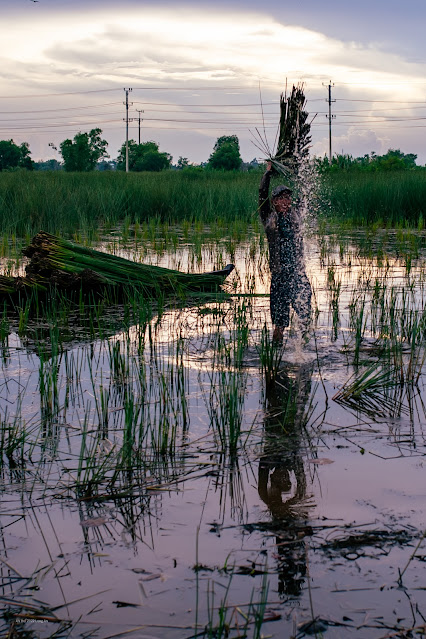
[259,161,273,225]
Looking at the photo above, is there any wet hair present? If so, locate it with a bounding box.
[271,185,293,200]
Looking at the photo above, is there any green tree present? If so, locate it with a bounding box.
[117,140,172,172]
[316,149,419,173]
[34,159,62,171]
[177,156,190,169]
[375,149,417,170]
[208,135,242,171]
[60,128,108,172]
[0,139,33,171]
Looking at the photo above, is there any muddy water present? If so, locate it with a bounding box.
[2,231,426,638]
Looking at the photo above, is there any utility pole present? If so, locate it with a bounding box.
[136,109,144,145]
[323,81,335,163]
[123,88,133,172]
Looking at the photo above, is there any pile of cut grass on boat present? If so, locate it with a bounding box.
[23,231,233,295]
[0,273,47,297]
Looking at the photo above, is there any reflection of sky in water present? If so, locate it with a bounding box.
[2,232,426,637]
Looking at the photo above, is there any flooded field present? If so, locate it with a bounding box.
[2,226,426,638]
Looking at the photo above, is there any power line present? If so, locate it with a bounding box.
[0,102,280,116]
[0,102,123,115]
[0,119,122,130]
[335,98,426,103]
[132,101,279,107]
[0,115,279,129]
[0,86,262,99]
[5,108,426,124]
[4,106,426,120]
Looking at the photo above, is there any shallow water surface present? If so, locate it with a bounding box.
[2,230,426,638]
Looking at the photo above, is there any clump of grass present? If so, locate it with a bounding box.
[206,367,247,456]
[257,324,285,389]
[201,562,270,639]
[333,362,405,417]
[327,265,341,341]
[0,413,27,474]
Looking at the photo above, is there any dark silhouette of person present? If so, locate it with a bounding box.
[259,162,312,343]
[258,362,314,597]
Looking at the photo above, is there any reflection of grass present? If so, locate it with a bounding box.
[202,562,270,639]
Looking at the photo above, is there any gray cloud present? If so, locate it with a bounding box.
[2,0,426,164]
[7,0,426,60]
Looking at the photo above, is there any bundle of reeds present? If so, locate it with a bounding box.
[254,83,312,178]
[0,275,15,295]
[23,231,234,295]
[273,84,311,175]
[0,274,47,297]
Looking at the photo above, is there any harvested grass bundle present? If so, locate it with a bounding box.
[23,231,234,296]
[274,84,311,176]
[0,274,47,297]
[0,275,15,295]
[253,83,312,179]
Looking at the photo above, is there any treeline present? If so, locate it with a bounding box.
[0,130,258,173]
[0,140,33,171]
[2,128,423,182]
[316,149,420,172]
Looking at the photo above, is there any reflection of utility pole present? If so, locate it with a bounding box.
[136,109,144,145]
[123,88,133,172]
[323,81,335,162]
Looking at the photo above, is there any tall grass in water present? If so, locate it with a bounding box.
[334,272,426,417]
[205,301,251,456]
[0,170,262,238]
[320,170,426,227]
[203,564,269,638]
[257,324,285,389]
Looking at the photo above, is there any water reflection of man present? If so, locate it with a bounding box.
[259,162,312,343]
[258,363,314,597]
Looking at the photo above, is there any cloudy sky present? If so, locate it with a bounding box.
[2,0,426,164]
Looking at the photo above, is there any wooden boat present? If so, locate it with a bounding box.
[0,232,235,301]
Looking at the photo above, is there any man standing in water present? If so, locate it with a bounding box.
[259,161,312,343]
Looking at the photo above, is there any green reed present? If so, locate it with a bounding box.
[0,408,27,474]
[326,265,341,341]
[203,561,270,639]
[203,300,251,456]
[0,170,262,238]
[319,169,426,227]
[257,323,285,389]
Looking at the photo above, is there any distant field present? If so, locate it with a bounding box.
[320,169,426,228]
[0,170,261,239]
[1,168,426,241]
